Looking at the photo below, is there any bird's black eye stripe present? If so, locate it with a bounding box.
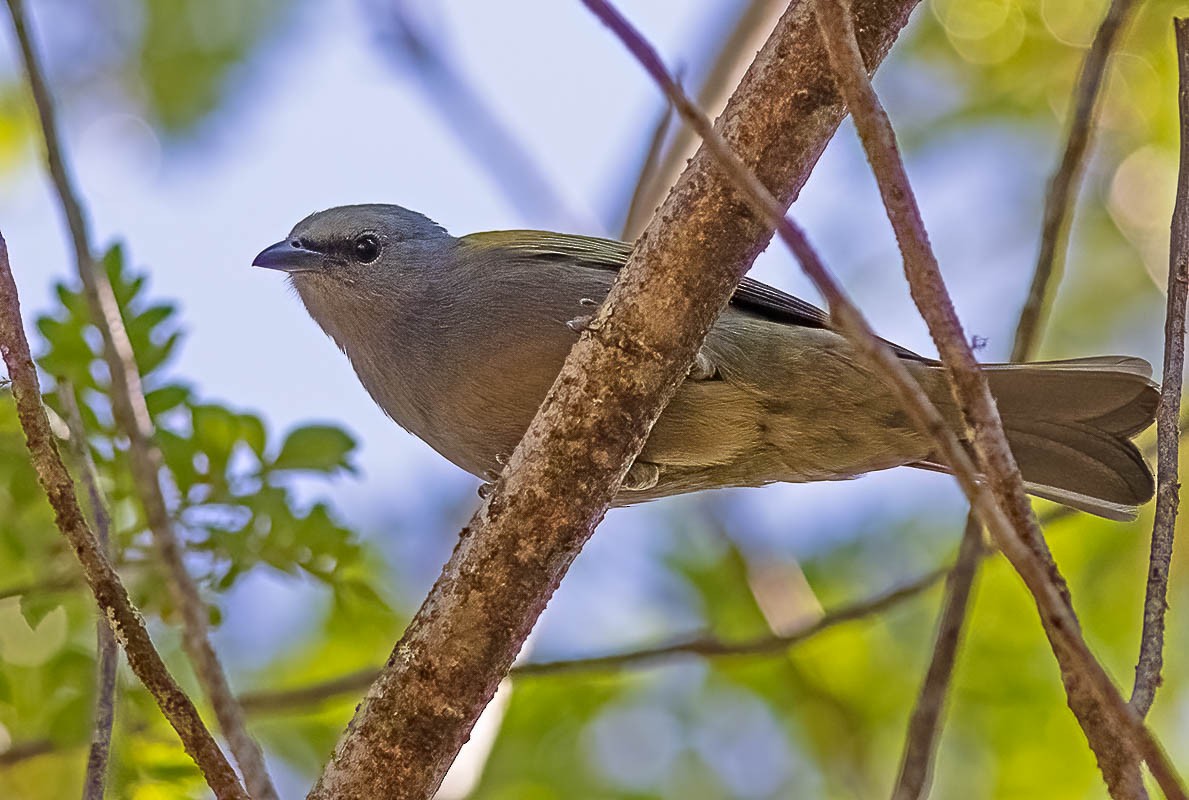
[353,233,380,264]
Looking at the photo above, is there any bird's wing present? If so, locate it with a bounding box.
[462,230,926,360]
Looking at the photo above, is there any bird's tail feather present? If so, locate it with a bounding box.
[923,356,1158,521]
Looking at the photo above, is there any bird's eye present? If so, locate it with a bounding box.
[353,234,380,264]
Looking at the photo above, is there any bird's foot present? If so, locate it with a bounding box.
[688,350,717,380]
[566,299,602,333]
[622,461,660,492]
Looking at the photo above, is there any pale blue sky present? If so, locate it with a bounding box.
[1,0,1148,670]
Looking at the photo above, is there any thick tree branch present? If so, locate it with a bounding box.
[813,2,1175,796]
[893,3,1136,793]
[0,235,248,800]
[60,385,118,800]
[1131,17,1189,720]
[3,2,277,797]
[308,2,921,796]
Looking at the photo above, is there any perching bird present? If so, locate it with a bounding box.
[253,204,1158,520]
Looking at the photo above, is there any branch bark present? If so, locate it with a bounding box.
[0,234,248,800]
[894,2,1137,792]
[307,1,921,796]
[813,1,1171,796]
[3,2,277,797]
[1131,16,1189,720]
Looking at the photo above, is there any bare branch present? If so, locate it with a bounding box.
[307,2,921,796]
[1013,0,1139,359]
[812,1,1176,796]
[577,0,1182,795]
[892,516,984,800]
[1131,17,1189,720]
[620,0,785,239]
[60,385,118,800]
[236,567,945,718]
[619,97,675,240]
[2,2,277,796]
[516,567,946,676]
[892,3,1135,790]
[0,235,248,800]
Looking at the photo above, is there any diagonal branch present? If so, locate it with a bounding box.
[891,515,984,800]
[1014,0,1139,357]
[584,0,1182,796]
[0,234,248,800]
[307,2,922,797]
[1131,17,1189,720]
[2,2,278,797]
[894,3,1138,794]
[813,1,1172,796]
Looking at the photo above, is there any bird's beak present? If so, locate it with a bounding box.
[252,240,323,273]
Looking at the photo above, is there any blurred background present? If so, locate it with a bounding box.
[0,0,1186,797]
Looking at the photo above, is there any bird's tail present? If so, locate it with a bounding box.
[925,356,1158,520]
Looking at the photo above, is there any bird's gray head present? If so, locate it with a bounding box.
[252,204,451,285]
[253,204,458,354]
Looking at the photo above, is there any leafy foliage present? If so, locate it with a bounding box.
[0,243,391,797]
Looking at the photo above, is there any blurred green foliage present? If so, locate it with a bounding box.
[0,0,1187,798]
[0,243,393,798]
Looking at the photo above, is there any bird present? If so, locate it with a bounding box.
[253,204,1158,521]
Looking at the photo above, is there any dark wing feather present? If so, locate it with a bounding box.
[461,230,926,360]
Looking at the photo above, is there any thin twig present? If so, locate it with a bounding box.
[60,384,118,800]
[0,234,248,800]
[3,2,277,797]
[1013,0,1139,357]
[515,567,947,676]
[581,0,1182,796]
[620,0,785,239]
[1131,17,1189,720]
[892,516,984,800]
[619,96,675,240]
[236,568,946,716]
[813,1,1166,796]
[892,3,1134,792]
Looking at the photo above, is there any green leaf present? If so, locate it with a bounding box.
[145,383,192,416]
[18,591,63,630]
[271,425,356,474]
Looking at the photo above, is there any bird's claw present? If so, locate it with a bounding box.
[621,461,660,492]
[688,350,717,381]
[566,314,593,333]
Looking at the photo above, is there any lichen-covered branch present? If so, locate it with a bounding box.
[307,1,921,796]
[1131,16,1189,721]
[2,2,277,797]
[0,234,248,800]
